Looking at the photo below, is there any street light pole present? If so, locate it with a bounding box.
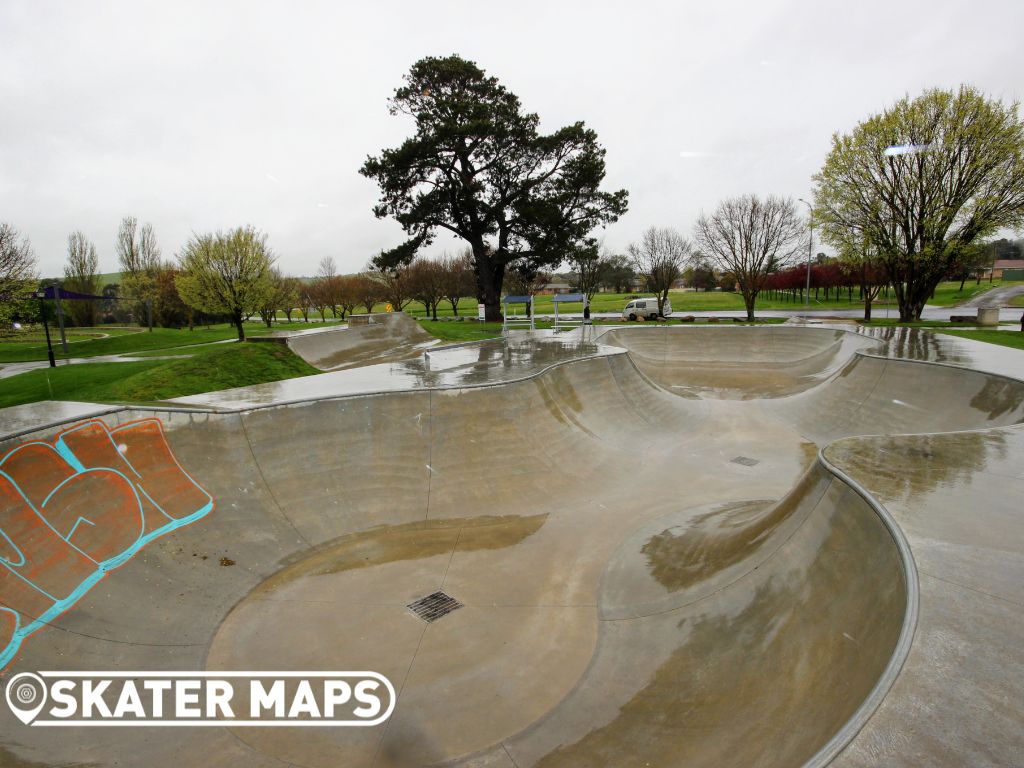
[35,291,56,368]
[798,198,813,311]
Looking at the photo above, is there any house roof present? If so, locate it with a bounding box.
[994,259,1024,269]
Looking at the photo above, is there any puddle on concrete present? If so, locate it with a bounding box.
[253,514,548,595]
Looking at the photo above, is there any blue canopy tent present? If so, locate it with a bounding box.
[550,292,590,334]
[501,295,534,335]
[33,284,110,367]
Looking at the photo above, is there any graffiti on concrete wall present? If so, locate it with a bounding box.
[0,417,214,668]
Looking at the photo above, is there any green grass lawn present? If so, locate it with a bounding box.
[0,343,319,409]
[939,329,1024,351]
[0,320,343,363]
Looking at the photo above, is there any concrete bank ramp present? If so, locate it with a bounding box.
[770,352,1024,443]
[284,312,438,370]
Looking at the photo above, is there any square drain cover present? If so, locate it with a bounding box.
[731,456,760,467]
[407,591,463,623]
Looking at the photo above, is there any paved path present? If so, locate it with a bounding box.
[957,282,1024,308]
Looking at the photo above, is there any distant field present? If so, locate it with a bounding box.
[347,281,1019,318]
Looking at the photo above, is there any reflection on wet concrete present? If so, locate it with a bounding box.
[825,430,1009,503]
[858,326,1024,381]
[171,335,608,410]
[641,461,821,594]
[521,476,906,768]
[252,513,548,595]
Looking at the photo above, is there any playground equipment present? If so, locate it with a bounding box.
[502,295,534,335]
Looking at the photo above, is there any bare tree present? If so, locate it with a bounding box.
[503,262,551,295]
[628,226,693,317]
[0,223,38,331]
[570,242,615,302]
[353,274,383,314]
[337,276,360,319]
[407,258,445,319]
[278,276,303,322]
[309,278,331,321]
[138,223,161,270]
[116,216,141,274]
[694,195,805,321]
[439,250,476,316]
[259,268,299,327]
[368,260,413,312]
[64,231,101,326]
[313,256,342,317]
[297,282,314,322]
[117,216,162,327]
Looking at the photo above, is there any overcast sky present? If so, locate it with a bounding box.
[2,0,1021,278]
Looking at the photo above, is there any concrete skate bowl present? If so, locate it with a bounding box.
[2,327,1024,767]
[601,324,882,398]
[284,312,438,370]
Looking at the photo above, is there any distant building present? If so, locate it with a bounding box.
[992,259,1024,279]
[537,281,574,295]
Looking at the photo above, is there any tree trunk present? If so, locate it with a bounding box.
[743,292,756,322]
[233,309,245,342]
[863,298,872,321]
[472,245,504,322]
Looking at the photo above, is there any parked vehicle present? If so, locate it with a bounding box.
[622,297,672,321]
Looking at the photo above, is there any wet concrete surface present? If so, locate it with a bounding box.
[1,324,1023,767]
[281,313,441,371]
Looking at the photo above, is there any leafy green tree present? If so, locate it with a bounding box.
[814,86,1024,320]
[176,227,275,341]
[684,255,719,292]
[152,265,192,328]
[360,55,628,320]
[0,222,37,332]
[601,254,635,293]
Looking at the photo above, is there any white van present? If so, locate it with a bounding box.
[622,297,671,321]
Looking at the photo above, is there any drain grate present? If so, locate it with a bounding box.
[731,456,760,467]
[407,591,463,623]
